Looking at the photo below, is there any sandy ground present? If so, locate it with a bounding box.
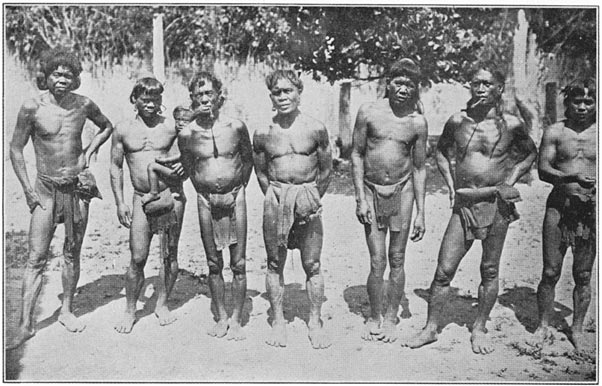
[3,147,598,382]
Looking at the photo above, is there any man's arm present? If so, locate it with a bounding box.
[109,127,131,228]
[252,131,270,195]
[85,99,114,167]
[9,100,45,211]
[350,104,372,224]
[238,122,254,187]
[435,116,458,207]
[315,125,332,197]
[504,121,537,186]
[410,116,428,242]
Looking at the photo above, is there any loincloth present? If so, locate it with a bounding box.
[135,186,180,236]
[264,181,322,250]
[453,193,520,241]
[550,191,596,248]
[198,186,242,251]
[364,176,410,231]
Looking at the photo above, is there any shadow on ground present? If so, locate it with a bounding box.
[205,279,261,327]
[260,283,329,325]
[413,287,478,332]
[498,286,572,333]
[342,283,412,321]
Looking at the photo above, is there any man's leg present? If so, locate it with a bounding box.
[379,186,414,343]
[226,188,248,341]
[263,194,288,347]
[529,206,566,347]
[8,196,56,349]
[58,199,89,332]
[298,216,331,349]
[569,238,596,351]
[198,194,228,338]
[362,219,388,341]
[471,212,509,355]
[154,191,186,326]
[402,213,472,348]
[115,195,152,333]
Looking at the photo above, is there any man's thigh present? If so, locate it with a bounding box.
[436,212,473,274]
[130,195,152,260]
[388,185,415,254]
[196,193,221,261]
[363,188,387,261]
[542,206,567,270]
[298,216,324,266]
[27,188,57,262]
[481,210,510,265]
[231,188,248,262]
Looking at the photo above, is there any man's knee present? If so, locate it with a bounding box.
[267,255,283,274]
[389,251,406,270]
[207,256,223,275]
[433,265,455,287]
[26,248,48,271]
[302,258,320,277]
[574,270,592,287]
[541,265,562,285]
[230,257,246,276]
[480,263,499,282]
[369,253,387,277]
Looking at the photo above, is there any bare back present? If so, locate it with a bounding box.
[179,117,252,194]
[360,100,426,185]
[442,112,529,189]
[117,115,177,193]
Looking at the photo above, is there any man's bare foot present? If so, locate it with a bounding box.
[58,312,86,333]
[526,326,553,348]
[155,307,177,326]
[207,319,228,338]
[308,321,332,349]
[471,329,494,354]
[141,192,159,206]
[401,327,438,348]
[361,318,381,341]
[570,329,589,352]
[6,326,35,350]
[114,311,136,334]
[266,322,287,347]
[226,319,246,341]
[376,319,398,343]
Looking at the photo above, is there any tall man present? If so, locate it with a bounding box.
[178,72,253,340]
[111,78,186,333]
[8,49,113,349]
[253,70,333,349]
[529,79,596,352]
[351,58,427,343]
[402,64,537,354]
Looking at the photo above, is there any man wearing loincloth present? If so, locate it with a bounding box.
[351,58,427,343]
[528,79,596,352]
[110,77,186,334]
[178,72,253,340]
[253,70,333,349]
[402,63,537,354]
[8,48,113,349]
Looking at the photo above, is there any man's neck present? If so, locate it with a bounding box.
[49,91,71,107]
[138,113,162,128]
[275,109,300,128]
[467,103,498,123]
[388,99,415,117]
[566,116,595,132]
[195,110,219,129]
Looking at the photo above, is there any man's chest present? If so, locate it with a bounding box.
[33,105,87,138]
[455,119,511,156]
[264,129,316,157]
[123,127,175,152]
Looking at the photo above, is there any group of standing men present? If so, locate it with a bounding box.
[8,48,597,357]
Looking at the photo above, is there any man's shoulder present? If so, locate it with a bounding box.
[543,121,567,138]
[20,96,41,111]
[299,112,326,131]
[219,115,247,131]
[446,111,467,126]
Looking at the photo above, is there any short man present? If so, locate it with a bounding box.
[8,48,113,349]
[529,79,596,352]
[402,64,537,354]
[351,58,427,342]
[178,72,253,340]
[111,77,186,333]
[253,70,333,349]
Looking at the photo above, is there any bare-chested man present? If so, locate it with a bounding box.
[402,64,537,354]
[528,79,596,352]
[111,78,186,333]
[253,70,333,349]
[177,72,253,340]
[351,58,427,343]
[8,49,113,349]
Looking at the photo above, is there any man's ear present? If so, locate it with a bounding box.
[498,83,505,94]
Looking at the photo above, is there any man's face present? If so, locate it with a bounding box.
[568,92,596,123]
[135,93,162,118]
[387,75,417,105]
[269,78,301,115]
[174,111,192,131]
[47,65,76,97]
[190,81,220,116]
[469,69,503,106]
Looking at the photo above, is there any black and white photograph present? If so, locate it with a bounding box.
[3,3,598,382]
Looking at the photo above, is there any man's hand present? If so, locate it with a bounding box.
[356,199,372,225]
[575,173,596,189]
[496,183,522,203]
[25,189,45,212]
[117,203,132,228]
[410,215,425,242]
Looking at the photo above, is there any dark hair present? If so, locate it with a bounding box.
[387,58,421,85]
[188,71,223,93]
[36,48,83,91]
[129,77,164,104]
[562,78,596,118]
[467,62,507,85]
[173,105,193,119]
[265,70,303,93]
